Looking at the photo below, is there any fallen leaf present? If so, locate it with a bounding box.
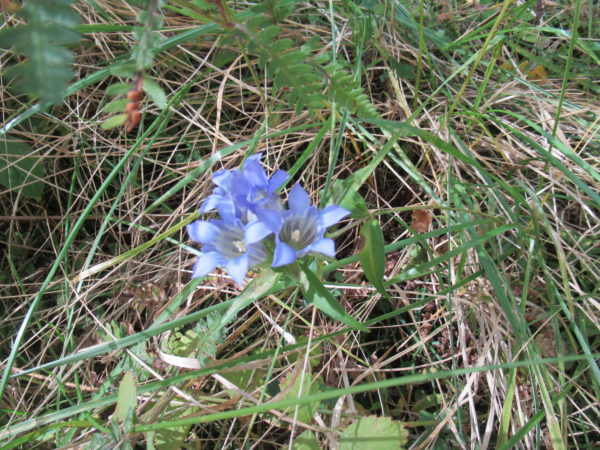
[526,64,548,82]
[411,209,432,233]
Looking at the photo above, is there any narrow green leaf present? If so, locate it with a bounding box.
[497,368,517,446]
[358,219,389,297]
[115,372,137,422]
[100,113,128,130]
[299,263,368,332]
[218,269,280,329]
[143,77,168,109]
[1,353,588,442]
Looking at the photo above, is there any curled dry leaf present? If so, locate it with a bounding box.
[411,209,432,233]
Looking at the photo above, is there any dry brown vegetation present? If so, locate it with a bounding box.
[1,0,599,448]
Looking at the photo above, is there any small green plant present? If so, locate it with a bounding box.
[0,0,81,105]
[185,153,371,331]
[101,0,168,132]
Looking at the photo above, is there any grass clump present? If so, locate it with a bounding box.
[1,0,599,448]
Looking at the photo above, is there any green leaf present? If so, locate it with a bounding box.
[358,219,389,298]
[277,371,320,423]
[327,178,368,219]
[340,416,408,450]
[218,269,280,329]
[299,264,368,332]
[109,63,137,78]
[163,312,225,366]
[151,406,199,450]
[143,77,168,109]
[101,114,128,130]
[325,61,379,117]
[0,0,81,104]
[324,166,371,217]
[259,25,281,41]
[292,430,320,450]
[221,364,266,399]
[0,139,44,201]
[115,372,137,423]
[101,99,128,113]
[106,82,133,96]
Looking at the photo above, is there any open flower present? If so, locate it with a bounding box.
[188,154,349,283]
[200,153,288,222]
[247,184,350,267]
[187,199,267,285]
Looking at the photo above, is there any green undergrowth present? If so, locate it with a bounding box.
[0,0,598,448]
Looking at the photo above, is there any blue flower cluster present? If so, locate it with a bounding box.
[187,154,350,285]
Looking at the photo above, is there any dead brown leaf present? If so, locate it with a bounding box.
[411,209,432,233]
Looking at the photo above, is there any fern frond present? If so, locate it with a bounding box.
[0,0,80,105]
[244,26,379,117]
[323,61,380,118]
[236,5,379,118]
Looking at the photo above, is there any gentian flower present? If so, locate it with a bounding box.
[199,169,240,214]
[200,154,288,222]
[239,154,288,218]
[247,184,350,268]
[187,198,267,285]
[188,153,349,285]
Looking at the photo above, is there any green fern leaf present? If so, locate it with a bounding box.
[234,5,379,117]
[0,0,80,105]
[325,61,379,118]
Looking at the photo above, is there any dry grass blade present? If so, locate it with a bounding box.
[1,0,598,448]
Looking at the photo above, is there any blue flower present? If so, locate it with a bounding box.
[246,184,350,267]
[187,198,268,285]
[200,154,288,222]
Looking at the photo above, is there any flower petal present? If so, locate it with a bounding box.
[200,192,222,213]
[308,238,336,257]
[217,197,237,222]
[245,221,273,244]
[226,254,249,285]
[212,169,233,188]
[269,170,289,192]
[242,153,262,168]
[272,242,298,267]
[256,208,284,232]
[187,221,219,243]
[288,184,311,212]
[191,252,221,278]
[248,243,268,267]
[319,205,350,228]
[242,158,268,187]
